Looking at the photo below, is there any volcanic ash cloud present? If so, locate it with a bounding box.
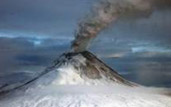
[71,0,171,52]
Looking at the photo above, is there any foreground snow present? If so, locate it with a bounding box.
[0,85,171,107]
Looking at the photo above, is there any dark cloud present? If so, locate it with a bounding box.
[0,37,70,76]
[154,0,171,9]
[101,52,171,87]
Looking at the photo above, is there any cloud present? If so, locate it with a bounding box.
[100,51,171,87]
[154,0,171,9]
[0,37,70,76]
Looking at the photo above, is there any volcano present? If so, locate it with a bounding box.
[45,51,136,86]
[0,51,171,107]
[0,51,135,94]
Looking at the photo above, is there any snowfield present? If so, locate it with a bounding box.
[0,85,171,107]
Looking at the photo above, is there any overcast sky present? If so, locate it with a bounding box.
[0,0,171,87]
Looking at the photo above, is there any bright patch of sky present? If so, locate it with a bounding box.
[0,30,74,47]
[131,46,171,53]
[0,30,73,40]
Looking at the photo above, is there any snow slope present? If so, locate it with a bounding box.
[0,51,171,107]
[0,85,171,107]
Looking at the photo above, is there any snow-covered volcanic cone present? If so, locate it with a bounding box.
[0,51,171,107]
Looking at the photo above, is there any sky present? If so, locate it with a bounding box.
[0,0,171,87]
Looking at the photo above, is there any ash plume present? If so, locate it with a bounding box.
[71,0,171,52]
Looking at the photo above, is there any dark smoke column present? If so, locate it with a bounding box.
[71,1,118,52]
[71,0,153,52]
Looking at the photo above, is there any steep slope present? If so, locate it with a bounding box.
[45,51,136,86]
